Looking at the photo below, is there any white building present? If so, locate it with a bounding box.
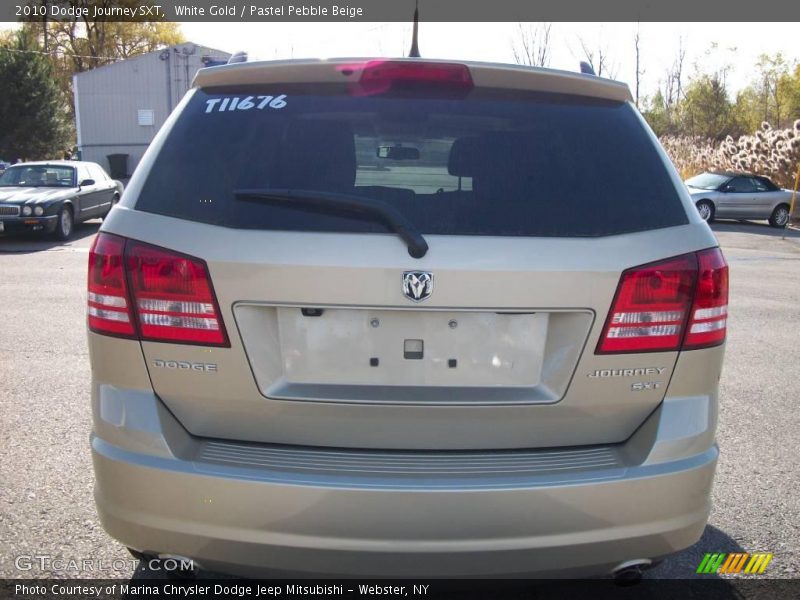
[73,43,230,178]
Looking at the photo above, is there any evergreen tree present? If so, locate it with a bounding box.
[0,30,70,160]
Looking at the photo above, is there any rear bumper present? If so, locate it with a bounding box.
[92,387,718,578]
[0,215,57,234]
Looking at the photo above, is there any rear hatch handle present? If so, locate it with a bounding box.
[234,188,429,258]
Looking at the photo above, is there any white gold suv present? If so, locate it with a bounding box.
[87,58,727,578]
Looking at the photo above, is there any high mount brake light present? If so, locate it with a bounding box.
[87,233,229,347]
[349,60,474,96]
[596,248,728,354]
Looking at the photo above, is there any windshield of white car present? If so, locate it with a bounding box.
[0,165,75,188]
[686,172,729,190]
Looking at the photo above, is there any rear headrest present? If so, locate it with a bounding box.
[273,120,356,192]
[450,132,554,179]
[470,132,556,198]
[478,131,554,173]
[447,136,482,177]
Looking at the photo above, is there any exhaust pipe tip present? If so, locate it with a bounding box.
[611,559,652,586]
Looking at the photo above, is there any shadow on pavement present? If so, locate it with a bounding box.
[647,524,745,579]
[710,220,800,239]
[0,220,100,253]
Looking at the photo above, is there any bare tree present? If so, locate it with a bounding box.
[661,38,687,107]
[511,23,552,68]
[673,37,686,102]
[633,24,644,108]
[577,36,617,78]
[755,53,789,127]
[663,71,675,107]
[655,36,688,132]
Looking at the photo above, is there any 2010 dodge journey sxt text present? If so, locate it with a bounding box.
[88,57,727,578]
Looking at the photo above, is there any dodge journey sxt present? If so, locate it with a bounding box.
[88,58,727,578]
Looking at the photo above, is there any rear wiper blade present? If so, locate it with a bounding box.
[234,188,429,258]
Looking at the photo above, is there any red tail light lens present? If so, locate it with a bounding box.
[597,248,728,354]
[597,254,696,353]
[87,233,135,337]
[352,60,473,96]
[126,241,228,346]
[87,234,228,347]
[683,248,728,349]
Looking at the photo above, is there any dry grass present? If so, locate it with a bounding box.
[661,120,800,190]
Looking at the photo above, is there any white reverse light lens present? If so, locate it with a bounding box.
[690,319,727,334]
[88,291,127,308]
[87,305,130,322]
[607,324,681,338]
[694,305,727,320]
[611,310,684,324]
[139,313,219,330]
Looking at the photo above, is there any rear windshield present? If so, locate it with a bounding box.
[136,85,687,237]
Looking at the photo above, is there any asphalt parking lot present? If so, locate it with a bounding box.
[0,219,798,581]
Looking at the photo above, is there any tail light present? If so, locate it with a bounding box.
[126,241,228,345]
[87,234,135,337]
[683,248,729,349]
[597,248,728,354]
[87,233,228,347]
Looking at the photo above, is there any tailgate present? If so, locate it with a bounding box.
[110,66,716,449]
[112,212,718,450]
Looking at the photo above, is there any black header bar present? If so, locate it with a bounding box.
[4,0,800,23]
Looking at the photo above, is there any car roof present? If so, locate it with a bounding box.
[707,169,772,180]
[193,57,633,103]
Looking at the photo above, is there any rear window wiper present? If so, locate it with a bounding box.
[234,188,429,258]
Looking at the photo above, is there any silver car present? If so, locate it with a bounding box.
[687,170,794,227]
[88,58,727,579]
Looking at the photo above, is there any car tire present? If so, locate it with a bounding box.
[768,204,790,228]
[696,200,715,223]
[103,194,120,220]
[53,205,73,241]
